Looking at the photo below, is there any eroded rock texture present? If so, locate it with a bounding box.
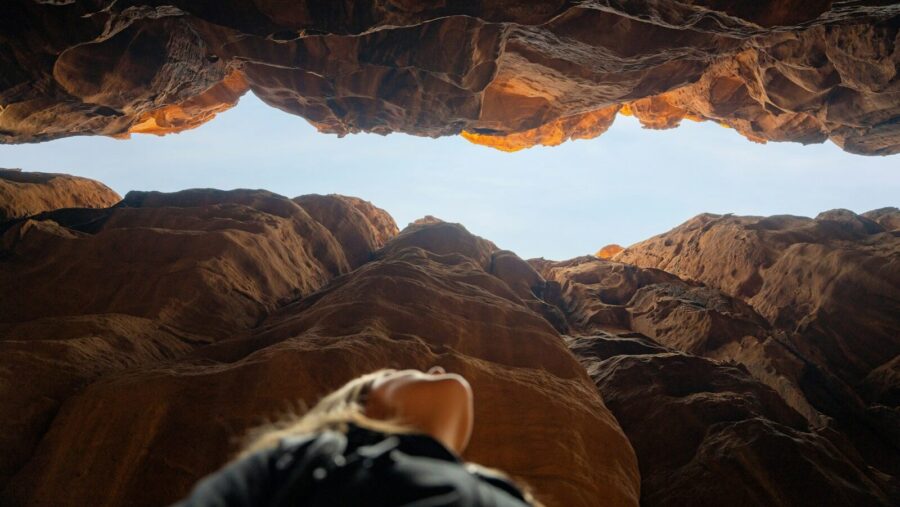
[0,168,120,222]
[0,183,639,507]
[575,346,892,506]
[1,171,898,506]
[615,212,900,415]
[1,1,898,153]
[535,240,899,504]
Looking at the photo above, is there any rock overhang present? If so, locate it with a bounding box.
[0,1,897,154]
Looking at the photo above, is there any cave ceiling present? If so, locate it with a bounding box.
[0,1,898,154]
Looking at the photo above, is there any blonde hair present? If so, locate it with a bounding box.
[239,368,413,457]
[237,368,545,507]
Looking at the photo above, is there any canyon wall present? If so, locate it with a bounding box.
[0,169,120,222]
[0,174,639,507]
[1,171,898,505]
[1,1,898,153]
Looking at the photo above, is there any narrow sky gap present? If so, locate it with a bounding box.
[1,93,897,260]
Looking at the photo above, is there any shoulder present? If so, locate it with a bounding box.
[172,446,283,507]
[172,432,339,507]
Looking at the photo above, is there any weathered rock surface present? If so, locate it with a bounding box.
[0,188,382,490]
[535,231,899,502]
[573,342,893,506]
[2,170,898,506]
[0,181,639,507]
[864,207,900,231]
[293,193,400,269]
[1,2,898,153]
[615,211,900,403]
[595,244,625,260]
[535,256,822,426]
[612,211,900,476]
[0,169,120,222]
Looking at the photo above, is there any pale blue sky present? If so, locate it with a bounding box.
[1,93,897,260]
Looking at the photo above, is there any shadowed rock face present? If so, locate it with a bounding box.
[0,187,379,493]
[575,346,893,506]
[615,212,900,405]
[1,171,898,506]
[612,212,900,477]
[1,1,898,153]
[0,180,639,507]
[533,227,899,503]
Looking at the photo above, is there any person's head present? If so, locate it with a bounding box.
[241,366,474,456]
[240,367,543,506]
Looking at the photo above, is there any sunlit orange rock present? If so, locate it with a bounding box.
[626,95,704,130]
[462,106,620,152]
[124,71,249,137]
[595,244,624,259]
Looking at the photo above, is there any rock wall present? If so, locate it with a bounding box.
[612,211,900,478]
[535,252,898,504]
[0,181,639,507]
[1,1,897,153]
[615,212,900,405]
[0,169,121,222]
[0,171,897,505]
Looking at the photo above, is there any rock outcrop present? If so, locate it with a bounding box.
[612,211,900,477]
[595,244,624,260]
[541,270,895,504]
[864,207,900,232]
[0,182,639,507]
[1,2,898,153]
[615,214,899,392]
[0,169,120,222]
[1,170,898,506]
[573,342,893,506]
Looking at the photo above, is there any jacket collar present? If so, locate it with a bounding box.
[345,422,461,463]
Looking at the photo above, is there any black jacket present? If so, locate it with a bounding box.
[173,423,534,506]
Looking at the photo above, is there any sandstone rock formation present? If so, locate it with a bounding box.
[0,169,120,222]
[864,207,900,231]
[535,238,899,503]
[595,244,624,260]
[608,210,900,485]
[1,2,898,153]
[1,170,898,506]
[0,182,639,507]
[615,212,900,418]
[574,343,893,506]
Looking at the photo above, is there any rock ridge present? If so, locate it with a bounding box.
[1,170,897,506]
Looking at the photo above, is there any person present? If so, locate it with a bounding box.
[173,367,540,506]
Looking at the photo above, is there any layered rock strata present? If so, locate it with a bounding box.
[534,253,898,503]
[0,183,639,507]
[1,1,898,153]
[573,341,892,506]
[614,211,900,472]
[1,171,897,505]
